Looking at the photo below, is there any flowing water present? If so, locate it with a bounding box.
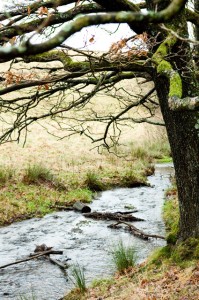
[0,163,173,300]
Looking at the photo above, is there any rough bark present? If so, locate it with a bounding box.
[155,77,199,240]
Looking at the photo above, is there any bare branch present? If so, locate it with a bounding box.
[0,0,187,61]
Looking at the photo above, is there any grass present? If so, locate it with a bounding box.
[0,166,15,185]
[70,264,87,293]
[23,164,53,183]
[111,241,136,274]
[129,135,171,162]
[22,164,67,190]
[0,182,93,225]
[84,171,106,191]
[163,190,179,245]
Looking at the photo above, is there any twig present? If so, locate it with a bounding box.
[115,210,138,214]
[108,221,165,240]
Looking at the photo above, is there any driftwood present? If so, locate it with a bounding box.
[108,221,165,240]
[0,249,63,269]
[83,211,144,222]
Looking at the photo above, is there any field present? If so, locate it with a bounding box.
[0,62,170,225]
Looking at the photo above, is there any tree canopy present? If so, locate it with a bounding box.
[0,0,199,241]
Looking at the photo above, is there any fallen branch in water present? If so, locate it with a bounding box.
[46,256,70,270]
[108,221,165,240]
[115,210,138,214]
[0,249,63,269]
[83,211,144,222]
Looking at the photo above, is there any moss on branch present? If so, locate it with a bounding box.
[152,36,199,111]
[23,50,149,73]
[152,35,182,99]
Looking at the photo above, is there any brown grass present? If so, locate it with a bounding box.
[64,262,199,300]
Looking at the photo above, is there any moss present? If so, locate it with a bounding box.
[171,238,199,263]
[156,60,182,98]
[169,72,182,98]
[152,34,183,98]
[152,35,177,66]
[157,60,172,73]
[148,245,172,265]
[156,156,172,163]
[163,196,179,244]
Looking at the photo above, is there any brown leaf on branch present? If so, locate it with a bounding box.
[38,6,48,16]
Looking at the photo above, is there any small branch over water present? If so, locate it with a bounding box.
[108,221,165,240]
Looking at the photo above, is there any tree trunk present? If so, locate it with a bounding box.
[155,77,199,241]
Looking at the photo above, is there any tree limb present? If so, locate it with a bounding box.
[0,0,187,61]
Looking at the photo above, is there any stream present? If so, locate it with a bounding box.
[0,163,173,300]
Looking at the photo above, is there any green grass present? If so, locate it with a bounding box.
[120,167,147,187]
[163,189,179,244]
[84,171,106,191]
[111,241,136,274]
[23,164,54,184]
[65,188,93,203]
[149,185,199,266]
[156,156,172,163]
[22,164,67,190]
[70,264,87,293]
[0,182,92,225]
[129,137,171,161]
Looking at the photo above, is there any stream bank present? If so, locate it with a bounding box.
[0,163,173,300]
